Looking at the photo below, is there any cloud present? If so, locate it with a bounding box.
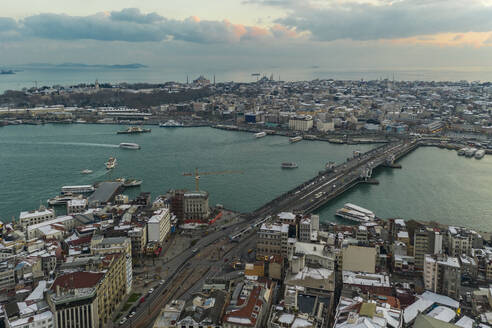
[261,0,492,41]
[0,8,298,44]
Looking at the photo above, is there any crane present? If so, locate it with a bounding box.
[183,168,244,191]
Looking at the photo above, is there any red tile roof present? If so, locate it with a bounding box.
[51,272,104,290]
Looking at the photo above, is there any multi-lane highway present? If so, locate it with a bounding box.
[117,138,421,328]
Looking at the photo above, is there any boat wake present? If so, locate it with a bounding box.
[40,142,119,148]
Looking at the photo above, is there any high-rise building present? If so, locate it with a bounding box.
[423,254,461,300]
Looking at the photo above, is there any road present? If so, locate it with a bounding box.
[115,139,420,328]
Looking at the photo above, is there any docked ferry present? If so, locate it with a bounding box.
[119,142,140,150]
[465,148,477,157]
[48,194,84,205]
[255,132,267,138]
[61,185,95,195]
[159,120,184,127]
[475,149,485,159]
[343,203,376,220]
[335,203,375,223]
[289,136,303,143]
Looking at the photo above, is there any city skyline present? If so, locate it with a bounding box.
[2,0,492,71]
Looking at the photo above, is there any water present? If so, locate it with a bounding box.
[0,124,372,221]
[3,66,492,93]
[315,147,492,230]
[1,125,491,230]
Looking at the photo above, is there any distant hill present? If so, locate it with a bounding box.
[21,63,148,69]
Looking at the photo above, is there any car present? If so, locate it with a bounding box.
[159,280,165,285]
[148,288,154,294]
[129,312,135,318]
[119,318,127,325]
[192,248,198,253]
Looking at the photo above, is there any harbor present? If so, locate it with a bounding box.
[1,124,492,229]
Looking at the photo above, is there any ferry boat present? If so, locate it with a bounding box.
[105,157,117,170]
[289,136,303,143]
[119,142,140,150]
[61,185,95,195]
[457,148,466,156]
[123,178,143,187]
[335,208,371,223]
[116,126,151,134]
[475,149,485,159]
[255,132,267,138]
[343,203,376,220]
[80,169,93,174]
[281,162,298,169]
[48,194,84,205]
[465,148,477,157]
[159,120,184,127]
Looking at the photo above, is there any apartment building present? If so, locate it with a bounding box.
[183,191,210,220]
[423,254,461,300]
[19,207,55,229]
[147,209,171,244]
[257,223,289,259]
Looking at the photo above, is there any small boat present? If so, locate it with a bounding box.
[255,132,267,138]
[123,178,143,187]
[81,169,93,174]
[289,136,302,143]
[119,142,140,150]
[475,149,485,159]
[117,126,151,134]
[159,120,184,127]
[281,162,298,169]
[106,157,117,169]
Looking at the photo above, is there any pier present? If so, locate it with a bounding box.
[249,138,420,218]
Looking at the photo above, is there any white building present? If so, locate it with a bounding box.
[183,191,210,220]
[147,209,171,244]
[26,215,76,240]
[6,311,54,328]
[19,207,55,229]
[67,199,88,214]
[288,115,313,131]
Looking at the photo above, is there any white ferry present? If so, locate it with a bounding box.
[255,132,267,138]
[159,120,184,127]
[119,142,140,150]
[465,148,477,157]
[343,203,376,220]
[105,157,117,170]
[61,185,95,195]
[48,194,84,205]
[335,208,371,223]
[289,136,303,143]
[475,149,485,159]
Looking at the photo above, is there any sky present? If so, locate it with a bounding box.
[2,0,492,72]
